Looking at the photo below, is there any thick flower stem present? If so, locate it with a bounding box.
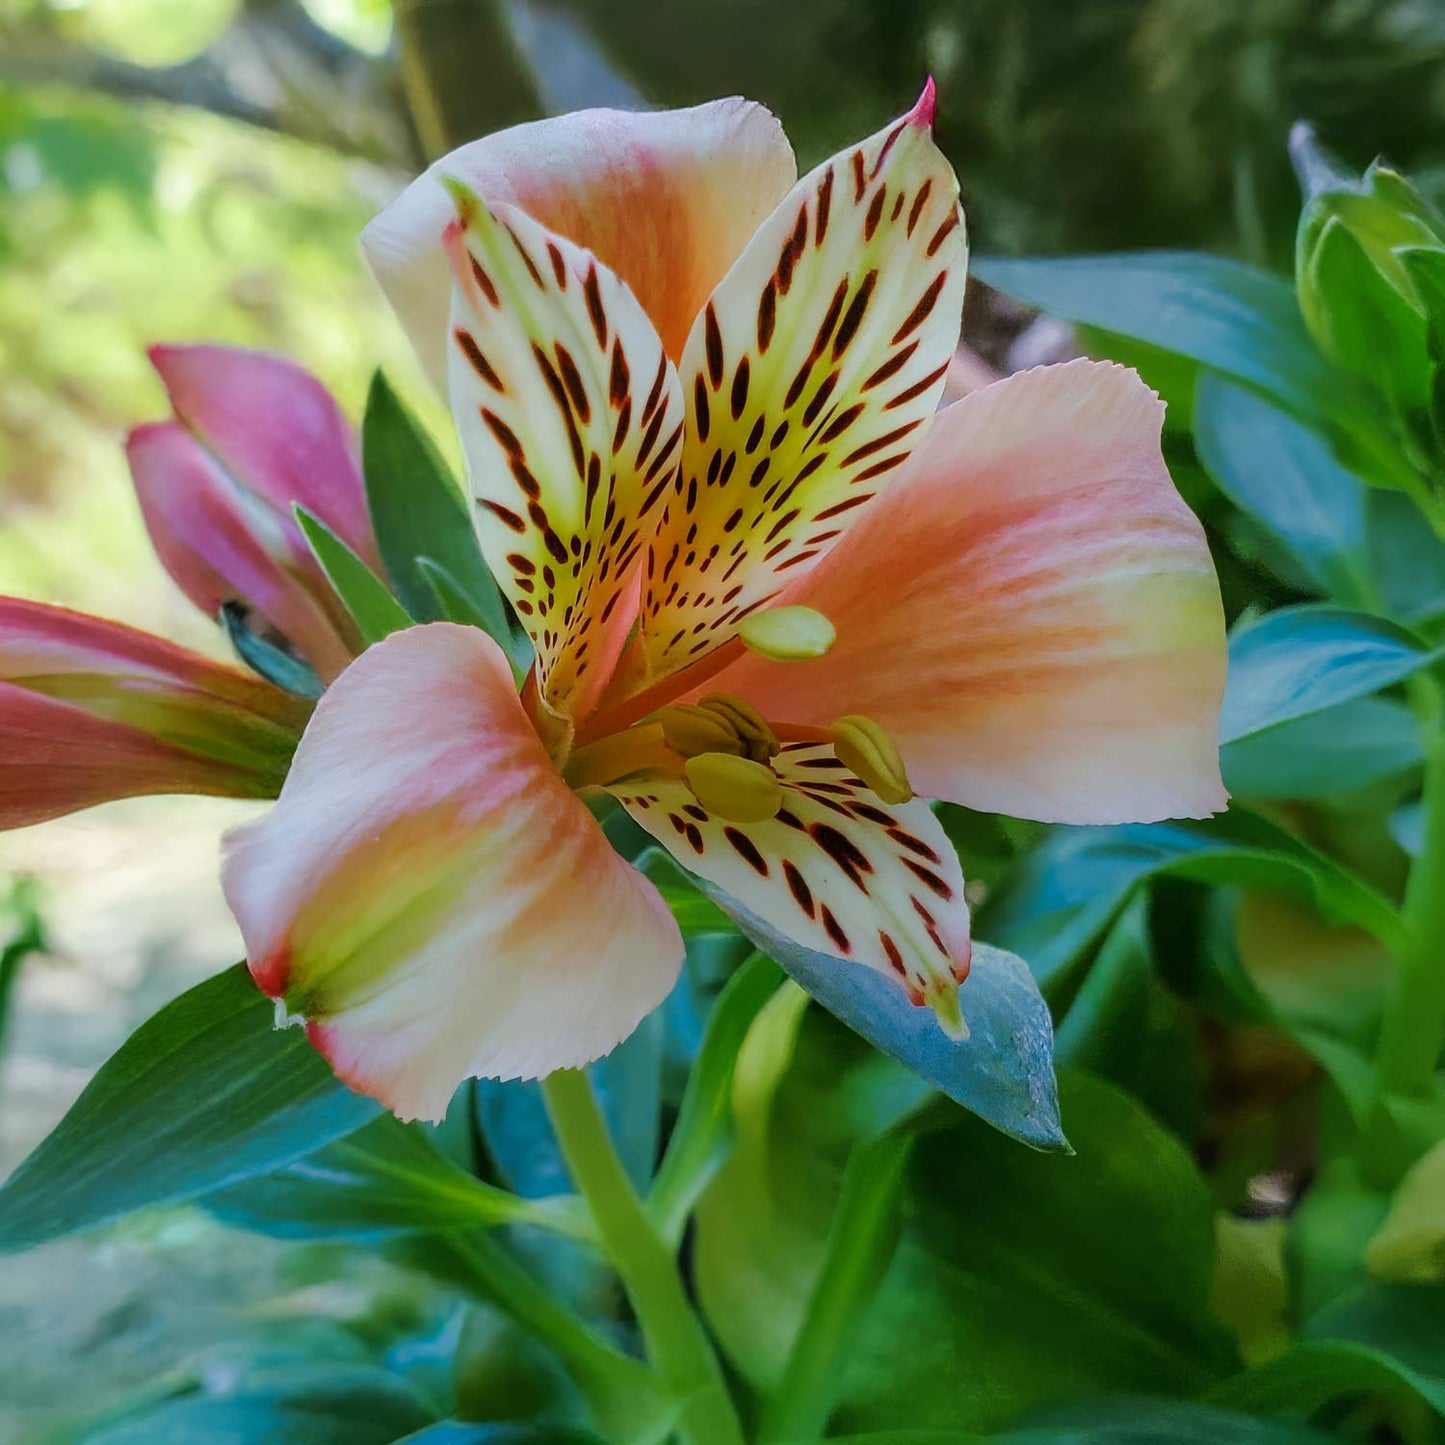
[542,1068,745,1445]
[1368,684,1445,1181]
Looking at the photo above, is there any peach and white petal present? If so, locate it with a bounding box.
[710,360,1229,825]
[446,184,685,720]
[610,741,970,1028]
[362,100,797,386]
[221,623,683,1121]
[635,83,968,684]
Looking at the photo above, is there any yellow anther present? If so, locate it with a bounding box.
[737,606,836,662]
[684,753,783,824]
[657,704,745,759]
[831,714,913,805]
[697,693,780,762]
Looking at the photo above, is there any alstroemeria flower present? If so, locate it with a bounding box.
[0,598,310,828]
[127,345,380,683]
[224,86,1227,1120]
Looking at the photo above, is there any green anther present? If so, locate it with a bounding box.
[831,714,912,805]
[925,976,968,1040]
[697,693,780,762]
[684,753,783,824]
[737,605,836,662]
[657,704,745,759]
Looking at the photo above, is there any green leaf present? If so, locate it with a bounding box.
[648,952,783,1246]
[697,872,1065,1150]
[1211,1283,1445,1419]
[361,372,512,645]
[1222,696,1423,799]
[984,809,1406,990]
[1367,489,1445,625]
[696,1024,1235,1434]
[397,1426,606,1444]
[219,601,323,699]
[205,1112,581,1240]
[995,1398,1335,1442]
[0,965,379,1250]
[1367,1140,1445,1283]
[1193,375,1370,603]
[295,503,413,645]
[972,252,1343,427]
[1050,897,1203,1138]
[758,1128,916,1443]
[1220,605,1436,745]
[0,877,45,1054]
[418,557,529,680]
[77,1367,435,1445]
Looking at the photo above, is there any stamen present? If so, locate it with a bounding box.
[697,693,780,762]
[737,605,836,662]
[684,753,783,824]
[562,723,679,791]
[831,714,912,804]
[657,704,746,759]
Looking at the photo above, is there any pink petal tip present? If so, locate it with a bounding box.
[907,76,937,129]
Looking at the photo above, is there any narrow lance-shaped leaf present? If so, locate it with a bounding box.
[204,1111,588,1241]
[0,965,379,1251]
[648,952,784,1245]
[758,1127,916,1443]
[361,371,515,645]
[294,504,414,645]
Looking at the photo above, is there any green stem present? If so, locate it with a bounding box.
[542,1069,745,1445]
[1369,675,1445,1173]
[757,1129,915,1443]
[443,1230,664,1439]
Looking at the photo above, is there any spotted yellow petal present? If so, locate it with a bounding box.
[635,84,968,683]
[446,183,685,720]
[610,740,970,1024]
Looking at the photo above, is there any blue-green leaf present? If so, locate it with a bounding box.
[205,1112,579,1240]
[984,809,1405,989]
[77,1367,434,1445]
[695,877,1065,1152]
[397,1425,606,1444]
[1194,375,1370,602]
[219,601,323,699]
[0,965,379,1250]
[295,504,413,645]
[972,252,1342,425]
[1222,696,1423,799]
[1220,606,1436,744]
